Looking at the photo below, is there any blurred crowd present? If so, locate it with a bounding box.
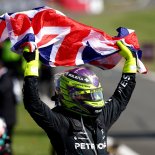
[0,39,22,155]
[0,39,54,155]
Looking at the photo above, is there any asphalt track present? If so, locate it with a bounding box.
[44,65,155,155]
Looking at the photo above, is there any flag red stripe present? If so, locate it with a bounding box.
[54,27,90,66]
[0,21,6,38]
[10,14,31,36]
[32,9,57,35]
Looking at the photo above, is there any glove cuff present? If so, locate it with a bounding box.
[123,58,137,73]
[24,60,39,77]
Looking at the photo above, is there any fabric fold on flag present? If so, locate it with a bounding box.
[0,6,147,74]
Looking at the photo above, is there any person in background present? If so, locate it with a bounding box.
[22,41,137,155]
[0,60,17,155]
[0,39,23,104]
[0,118,12,155]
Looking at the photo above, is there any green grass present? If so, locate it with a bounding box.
[12,104,51,155]
[76,6,155,43]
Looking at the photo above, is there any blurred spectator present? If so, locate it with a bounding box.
[0,60,17,154]
[0,118,12,155]
[53,0,104,14]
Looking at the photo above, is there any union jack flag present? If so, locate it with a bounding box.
[0,6,147,73]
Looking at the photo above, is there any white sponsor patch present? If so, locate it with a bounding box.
[75,142,106,150]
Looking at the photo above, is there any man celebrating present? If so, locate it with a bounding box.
[23,41,136,155]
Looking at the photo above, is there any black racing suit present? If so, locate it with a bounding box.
[23,73,136,155]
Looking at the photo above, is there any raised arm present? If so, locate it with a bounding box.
[22,48,63,131]
[103,41,136,129]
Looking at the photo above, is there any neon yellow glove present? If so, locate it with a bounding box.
[117,41,137,73]
[23,47,39,77]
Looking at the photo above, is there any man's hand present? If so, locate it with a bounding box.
[23,47,39,77]
[117,41,137,73]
